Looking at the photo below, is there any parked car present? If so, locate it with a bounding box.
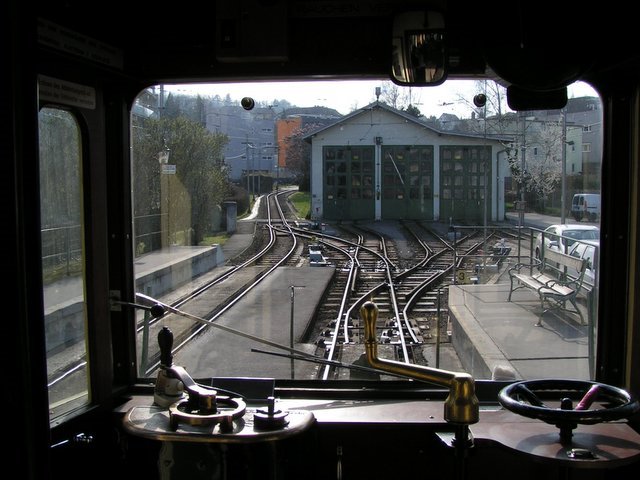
[534,224,600,259]
[571,193,601,222]
[567,239,599,285]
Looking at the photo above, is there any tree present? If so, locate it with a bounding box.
[379,82,402,108]
[38,109,82,229]
[378,81,421,111]
[453,80,570,211]
[132,115,230,249]
[283,122,321,192]
[164,93,208,124]
[403,103,423,118]
[468,80,509,120]
[525,121,564,208]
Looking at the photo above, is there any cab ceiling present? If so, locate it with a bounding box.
[33,0,639,90]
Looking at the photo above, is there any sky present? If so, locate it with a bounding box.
[165,79,598,118]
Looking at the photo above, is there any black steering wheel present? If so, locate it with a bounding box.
[498,379,640,442]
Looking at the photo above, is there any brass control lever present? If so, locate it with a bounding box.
[361,301,479,426]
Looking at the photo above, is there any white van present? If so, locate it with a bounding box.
[571,193,601,222]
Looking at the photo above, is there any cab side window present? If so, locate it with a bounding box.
[39,107,90,420]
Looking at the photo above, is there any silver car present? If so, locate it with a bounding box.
[567,239,599,285]
[534,224,600,259]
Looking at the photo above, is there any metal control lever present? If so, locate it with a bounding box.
[360,301,479,426]
[165,364,219,414]
[158,325,174,367]
[154,326,217,411]
[361,300,476,480]
[154,327,187,407]
[154,327,247,429]
[111,298,166,318]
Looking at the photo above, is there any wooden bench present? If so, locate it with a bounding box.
[507,248,587,326]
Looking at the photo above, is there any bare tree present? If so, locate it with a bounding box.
[457,80,513,134]
[378,81,421,111]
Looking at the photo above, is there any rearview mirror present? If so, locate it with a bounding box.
[391,11,447,86]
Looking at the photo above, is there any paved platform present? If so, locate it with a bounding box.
[44,215,258,310]
[449,283,594,381]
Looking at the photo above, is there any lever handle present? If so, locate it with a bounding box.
[360,300,479,425]
[158,326,174,367]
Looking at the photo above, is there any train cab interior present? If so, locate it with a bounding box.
[8,1,640,479]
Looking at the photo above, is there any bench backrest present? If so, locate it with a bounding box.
[543,248,587,280]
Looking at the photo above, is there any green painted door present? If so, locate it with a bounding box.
[439,146,491,224]
[381,146,434,220]
[323,146,374,220]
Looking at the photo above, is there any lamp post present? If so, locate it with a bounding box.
[290,285,294,379]
[158,146,172,249]
[246,142,252,196]
[243,141,259,197]
[289,284,305,379]
[561,108,567,224]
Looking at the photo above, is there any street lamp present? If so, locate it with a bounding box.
[158,146,172,249]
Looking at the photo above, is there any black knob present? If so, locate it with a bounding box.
[158,326,173,367]
[149,303,166,318]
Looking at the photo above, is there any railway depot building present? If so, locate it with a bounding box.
[307,102,509,223]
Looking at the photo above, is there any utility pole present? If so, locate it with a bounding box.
[518,111,527,228]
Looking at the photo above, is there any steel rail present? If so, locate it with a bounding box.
[141,191,299,375]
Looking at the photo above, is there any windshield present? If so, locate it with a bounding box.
[565,229,600,241]
[131,79,602,383]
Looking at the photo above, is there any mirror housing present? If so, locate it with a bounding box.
[507,85,567,111]
[391,11,447,86]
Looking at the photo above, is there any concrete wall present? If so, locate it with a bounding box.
[447,285,511,379]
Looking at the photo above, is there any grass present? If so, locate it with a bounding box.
[200,233,230,246]
[289,191,310,219]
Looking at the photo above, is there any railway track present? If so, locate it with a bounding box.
[49,190,533,391]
